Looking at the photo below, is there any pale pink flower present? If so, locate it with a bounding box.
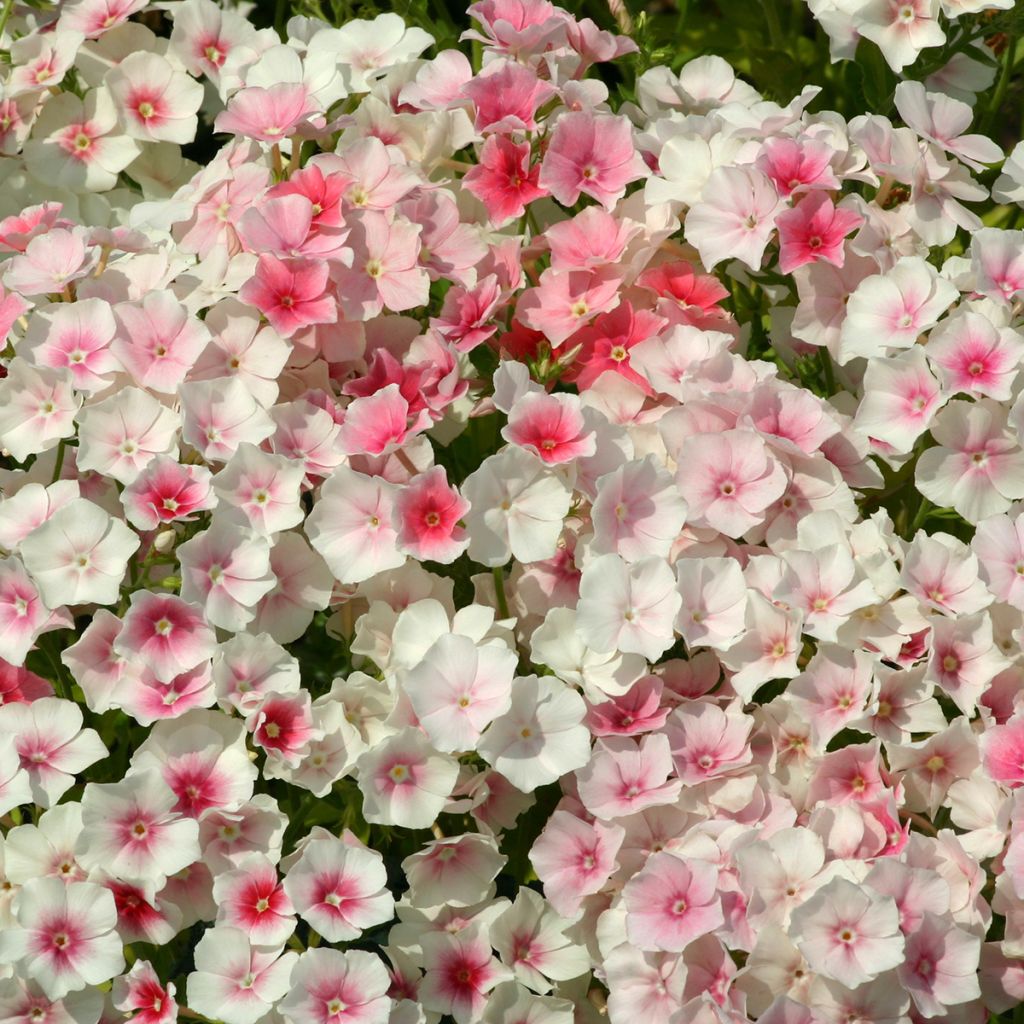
[418,926,512,1024]
[674,556,748,651]
[515,267,622,347]
[403,833,506,909]
[115,593,217,684]
[0,362,81,463]
[283,836,392,943]
[901,531,991,617]
[215,83,323,144]
[926,311,1024,402]
[576,734,682,820]
[106,52,204,144]
[718,592,804,701]
[169,0,260,79]
[2,228,95,297]
[278,948,392,1024]
[665,700,753,785]
[971,227,1024,305]
[789,877,904,988]
[60,0,148,36]
[622,852,723,952]
[179,377,275,463]
[973,512,1024,610]
[787,646,876,747]
[248,533,333,644]
[502,391,596,465]
[21,299,119,393]
[898,912,981,1017]
[778,546,878,641]
[853,0,945,71]
[538,111,646,210]
[0,878,123,999]
[927,611,1008,716]
[675,428,788,538]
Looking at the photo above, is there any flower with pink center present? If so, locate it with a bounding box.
[212,854,295,948]
[283,835,393,942]
[755,136,841,198]
[7,32,81,97]
[516,266,622,348]
[236,195,348,262]
[888,718,979,816]
[675,428,788,538]
[927,611,1008,716]
[463,136,547,227]
[576,553,681,661]
[737,829,827,931]
[394,466,469,564]
[418,925,513,1024]
[77,770,200,886]
[402,634,516,753]
[212,443,305,537]
[121,457,217,532]
[577,734,682,820]
[115,592,217,685]
[306,466,406,585]
[0,361,81,463]
[118,662,217,728]
[854,0,946,71]
[59,0,147,35]
[178,519,275,632]
[402,834,506,910]
[775,193,863,274]
[838,256,958,364]
[974,511,1024,611]
[586,675,668,737]
[462,59,555,132]
[0,556,54,667]
[566,302,666,394]
[0,660,51,706]
[338,384,429,457]
[19,498,140,609]
[897,911,981,1017]
[112,293,210,394]
[591,456,688,562]
[539,111,646,210]
[332,212,429,320]
[685,166,783,272]
[215,83,323,144]
[674,556,748,651]
[0,697,106,808]
[278,948,392,1024]
[502,391,596,465]
[198,392,289,478]
[719,592,804,700]
[665,700,753,785]
[185,926,296,1024]
[239,254,337,339]
[0,878,123,1000]
[169,0,257,78]
[106,52,204,144]
[112,959,178,1024]
[901,531,990,618]
[786,646,876,747]
[853,347,945,454]
[806,739,887,806]
[248,691,319,769]
[400,192,487,287]
[21,299,120,393]
[355,728,458,829]
[530,810,624,918]
[926,311,1024,402]
[75,387,179,485]
[971,227,1024,305]
[981,714,1024,789]
[622,852,723,953]
[788,877,904,988]
[916,399,1024,524]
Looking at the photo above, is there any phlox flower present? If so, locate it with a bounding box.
[674,556,748,651]
[418,925,513,1024]
[853,0,945,71]
[121,456,216,532]
[925,311,1024,402]
[215,83,323,144]
[502,391,596,465]
[178,519,275,632]
[788,877,904,988]
[887,718,979,815]
[212,443,305,537]
[7,31,82,97]
[0,738,31,817]
[898,912,981,1017]
[402,634,516,753]
[77,770,200,886]
[179,377,275,463]
[576,734,682,819]
[60,609,128,714]
[249,691,319,768]
[338,384,429,457]
[0,697,106,808]
[915,399,1024,524]
[462,59,555,132]
[587,675,669,737]
[355,728,458,829]
[60,0,148,36]
[118,661,218,728]
[515,267,622,348]
[306,466,405,584]
[737,829,827,930]
[567,302,666,394]
[463,136,546,227]
[322,138,417,212]
[530,810,624,918]
[20,299,120,393]
[75,386,179,485]
[477,674,590,792]
[787,646,876,747]
[106,52,204,144]
[622,852,723,953]
[775,193,863,275]
[981,713,1024,789]
[837,257,958,364]
[973,512,1024,610]
[970,227,1024,305]
[718,592,804,701]
[665,700,753,785]
[927,611,1008,716]
[249,533,334,645]
[853,347,945,454]
[115,592,217,684]
[236,195,348,262]
[2,228,95,297]
[394,466,469,564]
[0,479,80,553]
[238,255,337,339]
[0,878,123,1000]
[112,959,178,1024]
[576,553,681,661]
[185,926,296,1024]
[278,948,392,1024]
[19,498,139,609]
[806,738,887,806]
[538,111,646,210]
[283,835,393,942]
[403,833,506,909]
[0,362,81,463]
[461,448,572,567]
[900,531,990,617]
[169,0,260,79]
[675,428,788,538]
[318,12,432,92]
[603,945,688,1022]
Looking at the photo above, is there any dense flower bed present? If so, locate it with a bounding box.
[0,0,1023,1021]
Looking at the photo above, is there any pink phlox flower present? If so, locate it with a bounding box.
[900,531,991,618]
[212,853,296,948]
[970,227,1024,305]
[112,959,178,1024]
[106,52,204,145]
[927,611,1009,717]
[115,592,216,685]
[888,718,980,816]
[236,195,349,261]
[179,377,276,464]
[674,555,748,651]
[0,203,69,254]
[786,646,876,747]
[516,266,622,348]
[463,0,570,56]
[21,299,120,393]
[806,739,888,807]
[418,925,512,1024]
[402,833,506,909]
[3,228,96,297]
[278,948,392,1024]
[586,675,668,736]
[396,192,486,288]
[576,734,682,819]
[665,700,753,786]
[897,911,982,1017]
[121,456,216,532]
[267,162,349,229]
[544,207,641,272]
[462,58,556,132]
[973,511,1024,611]
[775,192,864,274]
[338,383,431,457]
[564,302,666,394]
[755,136,841,198]
[214,83,324,143]
[394,466,470,564]
[925,310,1024,402]
[502,390,596,465]
[463,135,547,227]
[60,0,147,37]
[248,691,319,769]
[430,275,503,353]
[238,255,337,339]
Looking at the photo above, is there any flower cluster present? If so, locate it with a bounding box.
[0,0,1022,1021]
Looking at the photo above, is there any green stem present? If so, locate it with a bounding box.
[982,35,1018,137]
[818,349,837,397]
[760,0,784,49]
[492,565,510,620]
[51,439,67,484]
[0,0,16,43]
[907,498,932,538]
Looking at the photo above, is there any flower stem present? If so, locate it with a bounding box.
[492,565,510,620]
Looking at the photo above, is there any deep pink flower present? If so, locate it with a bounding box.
[395,466,470,563]
[238,255,337,339]
[775,193,863,274]
[463,136,547,227]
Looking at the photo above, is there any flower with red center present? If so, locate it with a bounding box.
[395,466,470,563]
[463,136,547,227]
[114,592,217,685]
[502,390,596,465]
[238,255,337,339]
[418,926,512,1024]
